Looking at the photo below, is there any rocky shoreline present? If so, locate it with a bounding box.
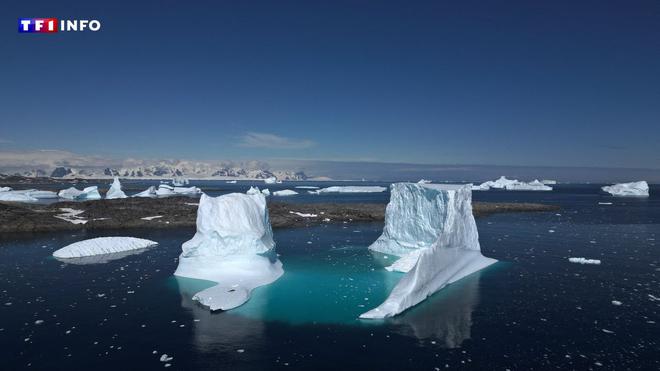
[0,197,559,234]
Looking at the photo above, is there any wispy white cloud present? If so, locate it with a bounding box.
[238,132,315,149]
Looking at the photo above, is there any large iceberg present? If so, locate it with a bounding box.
[57,186,102,200]
[361,183,496,319]
[601,181,649,197]
[173,192,283,311]
[309,186,387,194]
[105,177,127,199]
[53,237,158,259]
[475,176,552,191]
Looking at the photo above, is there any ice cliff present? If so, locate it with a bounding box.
[601,181,649,197]
[105,177,127,199]
[174,192,283,311]
[361,183,496,319]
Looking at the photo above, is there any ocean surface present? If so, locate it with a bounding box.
[0,182,658,370]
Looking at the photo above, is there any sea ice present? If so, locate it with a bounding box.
[173,193,283,311]
[361,183,496,319]
[273,189,298,196]
[53,237,158,259]
[57,186,102,200]
[309,186,387,194]
[105,177,127,199]
[601,181,649,197]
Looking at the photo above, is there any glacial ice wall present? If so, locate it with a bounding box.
[174,192,283,311]
[361,183,496,319]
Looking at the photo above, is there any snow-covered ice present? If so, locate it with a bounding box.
[264,177,277,184]
[601,181,649,197]
[361,183,496,319]
[309,186,387,194]
[174,193,283,311]
[474,176,552,191]
[417,179,432,184]
[58,186,102,200]
[53,237,158,259]
[105,177,127,199]
[54,208,88,224]
[568,257,601,265]
[273,189,298,196]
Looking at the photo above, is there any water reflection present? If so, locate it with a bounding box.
[388,271,482,348]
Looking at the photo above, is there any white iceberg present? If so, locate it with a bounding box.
[505,179,552,191]
[264,177,277,184]
[246,186,262,195]
[57,186,102,200]
[417,179,432,184]
[226,180,237,184]
[273,189,298,196]
[542,179,557,185]
[361,183,496,319]
[133,186,157,198]
[601,181,649,197]
[309,186,387,194]
[53,237,158,259]
[172,177,190,186]
[261,188,271,196]
[173,193,283,311]
[155,184,201,197]
[0,186,13,192]
[105,177,127,199]
[0,190,37,202]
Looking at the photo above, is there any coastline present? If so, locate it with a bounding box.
[0,197,559,234]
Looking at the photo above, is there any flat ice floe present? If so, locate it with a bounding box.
[361,183,496,319]
[474,176,552,191]
[309,186,387,194]
[601,181,649,197]
[174,192,283,311]
[58,186,102,200]
[105,177,127,199]
[273,189,298,196]
[53,237,158,259]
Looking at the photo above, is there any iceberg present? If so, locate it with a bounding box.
[57,186,102,200]
[601,181,649,197]
[172,177,190,186]
[105,177,127,199]
[173,186,202,195]
[0,186,13,192]
[132,186,157,198]
[505,179,552,191]
[0,190,37,202]
[246,186,261,195]
[542,179,557,185]
[273,189,298,196]
[264,177,277,184]
[309,186,387,194]
[155,184,175,196]
[155,184,201,197]
[361,183,496,319]
[173,193,283,311]
[226,180,237,184]
[417,179,432,184]
[568,257,601,265]
[53,237,158,259]
[261,188,271,196]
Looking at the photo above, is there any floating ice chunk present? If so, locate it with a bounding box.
[141,215,163,221]
[133,186,157,198]
[598,202,613,205]
[361,183,496,319]
[289,211,317,218]
[226,180,237,184]
[295,186,319,189]
[542,179,557,185]
[417,179,432,184]
[273,189,298,196]
[53,237,158,259]
[54,208,88,224]
[58,186,101,200]
[264,177,277,184]
[0,186,12,192]
[261,188,270,196]
[568,257,601,265]
[309,186,387,194]
[174,193,283,311]
[173,186,202,195]
[611,300,622,306]
[505,179,552,191]
[601,181,649,197]
[246,186,261,195]
[105,177,127,199]
[172,177,189,186]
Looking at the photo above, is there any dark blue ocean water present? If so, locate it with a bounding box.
[0,183,658,370]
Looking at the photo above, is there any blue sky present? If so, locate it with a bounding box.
[2,0,659,169]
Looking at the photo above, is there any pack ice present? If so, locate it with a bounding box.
[174,192,283,311]
[361,183,496,319]
[58,186,102,200]
[105,177,127,199]
[53,237,158,259]
[601,181,649,197]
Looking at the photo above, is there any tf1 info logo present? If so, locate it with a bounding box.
[18,18,101,33]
